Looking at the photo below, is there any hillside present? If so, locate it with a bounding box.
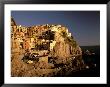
[11,17,85,77]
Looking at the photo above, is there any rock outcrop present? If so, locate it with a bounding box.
[46,25,82,64]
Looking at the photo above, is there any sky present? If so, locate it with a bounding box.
[11,11,100,46]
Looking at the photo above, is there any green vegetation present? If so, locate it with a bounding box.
[60,31,77,48]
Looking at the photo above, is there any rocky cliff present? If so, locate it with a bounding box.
[48,25,82,64]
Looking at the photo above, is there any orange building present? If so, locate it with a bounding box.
[23,40,30,51]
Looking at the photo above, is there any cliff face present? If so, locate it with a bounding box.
[48,25,82,64]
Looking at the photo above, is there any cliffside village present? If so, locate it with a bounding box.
[11,17,84,77]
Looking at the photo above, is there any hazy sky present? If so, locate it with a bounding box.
[11,11,100,46]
